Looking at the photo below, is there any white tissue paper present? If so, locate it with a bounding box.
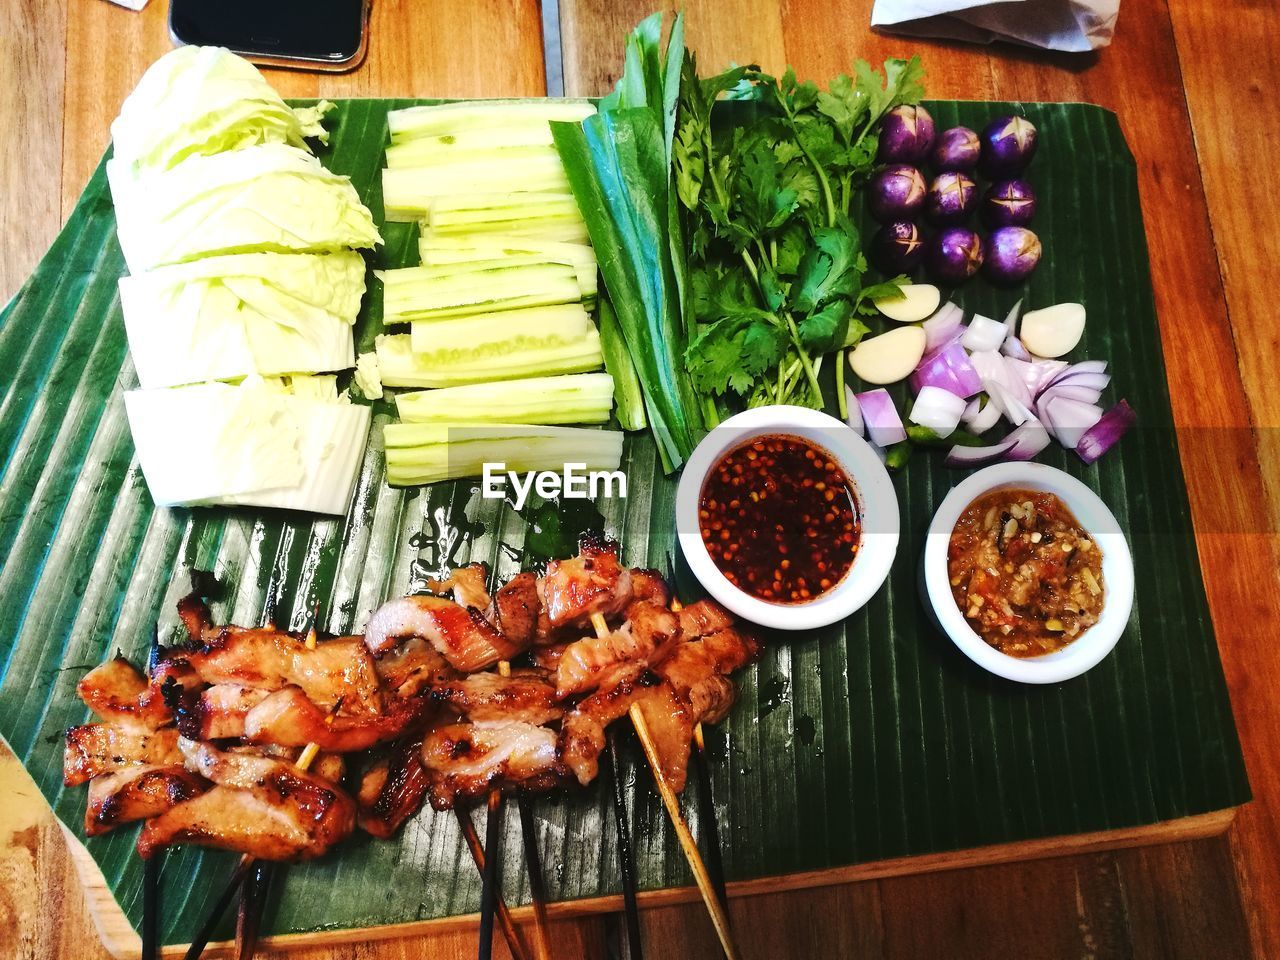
[103,0,150,10]
[872,0,1119,53]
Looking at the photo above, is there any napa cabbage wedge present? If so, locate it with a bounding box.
[108,143,381,272]
[120,251,365,389]
[111,45,333,175]
[123,375,370,516]
[550,12,702,472]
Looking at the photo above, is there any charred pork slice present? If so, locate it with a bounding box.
[75,657,200,731]
[241,686,429,752]
[373,636,454,699]
[364,595,526,672]
[431,670,562,725]
[357,736,428,839]
[554,601,681,698]
[85,764,207,837]
[172,683,272,741]
[676,599,737,640]
[421,721,563,810]
[64,724,183,787]
[137,740,355,861]
[540,540,633,630]
[181,628,383,715]
[559,670,692,791]
[487,572,545,647]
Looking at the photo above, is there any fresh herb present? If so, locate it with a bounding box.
[675,57,925,413]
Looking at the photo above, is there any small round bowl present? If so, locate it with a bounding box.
[675,405,900,631]
[922,462,1134,684]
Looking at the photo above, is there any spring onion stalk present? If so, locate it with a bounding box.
[596,296,647,431]
[395,373,614,425]
[384,423,623,486]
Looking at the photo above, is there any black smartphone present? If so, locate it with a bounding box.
[169,0,370,72]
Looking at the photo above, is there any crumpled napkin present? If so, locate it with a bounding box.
[871,0,1119,53]
[103,0,150,11]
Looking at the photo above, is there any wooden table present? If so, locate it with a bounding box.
[2,0,1277,957]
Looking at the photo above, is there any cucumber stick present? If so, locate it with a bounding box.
[408,304,591,355]
[387,100,596,142]
[383,157,571,221]
[385,142,560,171]
[385,125,557,167]
[381,262,581,324]
[376,328,604,388]
[411,251,597,301]
[395,373,614,425]
[384,423,623,487]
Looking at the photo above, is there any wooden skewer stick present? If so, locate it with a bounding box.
[142,626,163,960]
[606,730,644,960]
[589,613,740,960]
[478,786,503,960]
[516,793,553,960]
[455,808,531,960]
[667,595,730,915]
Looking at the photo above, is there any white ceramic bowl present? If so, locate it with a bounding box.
[675,405,900,631]
[922,462,1134,684]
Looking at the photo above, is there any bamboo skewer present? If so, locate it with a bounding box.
[606,731,644,960]
[142,626,163,960]
[516,793,553,960]
[478,787,503,960]
[455,809,530,960]
[589,613,740,960]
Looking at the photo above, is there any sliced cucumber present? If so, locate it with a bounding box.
[395,373,614,425]
[384,424,623,487]
[382,156,571,221]
[385,142,561,171]
[385,124,557,168]
[408,303,593,356]
[381,262,582,324]
[387,100,596,143]
[376,329,604,388]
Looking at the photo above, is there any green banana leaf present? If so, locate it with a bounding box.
[0,98,1248,948]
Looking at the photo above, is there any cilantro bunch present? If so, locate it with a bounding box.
[675,57,926,414]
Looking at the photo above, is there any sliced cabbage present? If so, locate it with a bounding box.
[120,251,365,389]
[109,144,381,272]
[124,377,370,516]
[111,46,333,175]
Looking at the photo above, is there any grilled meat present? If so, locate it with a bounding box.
[540,539,633,630]
[487,571,545,646]
[372,636,454,699]
[64,724,183,787]
[431,670,562,725]
[554,601,681,698]
[422,563,492,611]
[137,740,355,861]
[181,628,383,715]
[356,736,428,839]
[85,764,207,837]
[173,683,271,740]
[75,657,199,732]
[421,720,563,810]
[559,670,692,790]
[364,595,525,671]
[626,568,671,613]
[676,599,737,640]
[242,685,429,752]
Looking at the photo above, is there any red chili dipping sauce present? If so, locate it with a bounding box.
[698,435,861,604]
[948,488,1105,657]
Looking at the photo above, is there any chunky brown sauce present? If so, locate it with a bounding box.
[699,435,860,605]
[948,488,1105,657]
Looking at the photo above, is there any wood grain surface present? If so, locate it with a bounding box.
[1,0,1276,957]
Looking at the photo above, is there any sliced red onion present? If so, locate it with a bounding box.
[922,302,964,352]
[943,420,1051,467]
[1011,358,1068,396]
[1004,299,1024,329]
[1076,399,1136,464]
[1040,382,1103,405]
[844,386,865,437]
[961,393,1003,434]
[910,386,968,438]
[1038,395,1103,448]
[1001,333,1032,361]
[984,379,1035,425]
[961,313,1007,353]
[968,349,1006,385]
[910,339,981,398]
[856,388,907,447]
